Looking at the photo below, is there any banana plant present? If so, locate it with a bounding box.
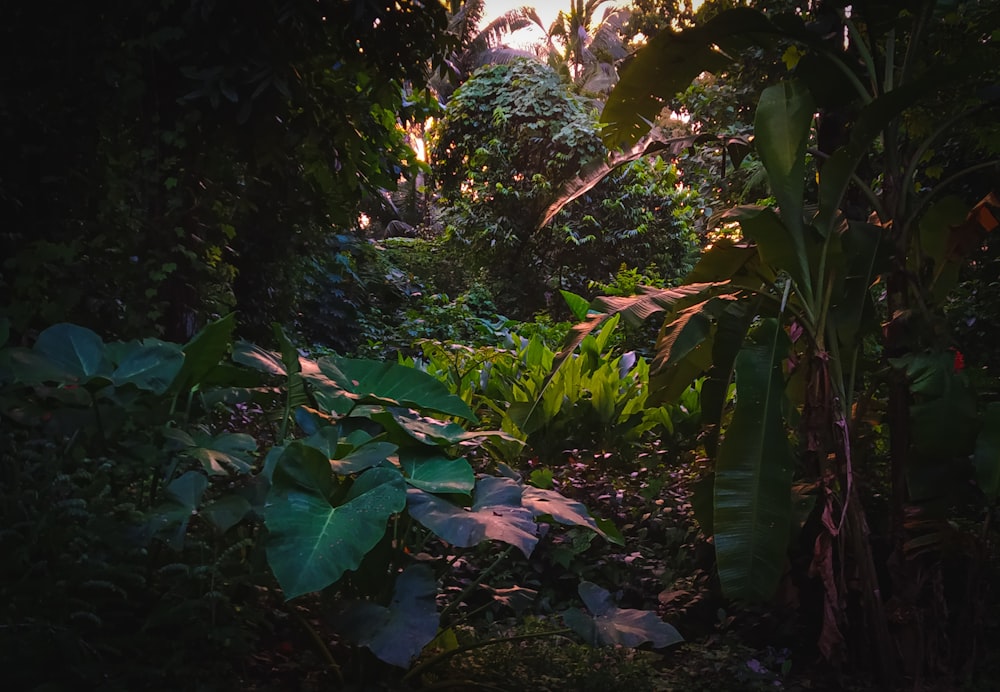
[555,2,1000,679]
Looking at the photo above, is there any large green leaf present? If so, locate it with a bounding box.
[714,318,793,602]
[265,445,407,598]
[232,341,287,376]
[719,206,818,302]
[274,324,308,414]
[171,313,235,393]
[829,221,883,349]
[560,289,592,321]
[335,565,440,668]
[755,81,815,241]
[653,299,718,370]
[562,581,683,648]
[400,450,474,495]
[332,440,399,476]
[111,341,185,394]
[701,302,754,457]
[684,238,765,284]
[319,356,476,421]
[4,346,81,385]
[33,323,111,382]
[891,353,979,497]
[601,8,777,149]
[145,471,209,550]
[406,476,538,557]
[201,494,253,533]
[235,336,321,414]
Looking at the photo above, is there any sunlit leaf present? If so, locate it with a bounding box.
[319,356,476,421]
[406,476,537,556]
[186,432,257,476]
[522,486,611,540]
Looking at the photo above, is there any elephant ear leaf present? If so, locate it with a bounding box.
[265,445,406,599]
[406,476,538,557]
[319,356,476,422]
[33,323,111,383]
[562,581,684,648]
[335,565,440,668]
[713,318,793,602]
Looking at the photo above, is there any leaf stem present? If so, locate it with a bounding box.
[439,545,515,621]
[290,607,344,686]
[402,628,575,683]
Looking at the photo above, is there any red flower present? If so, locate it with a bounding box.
[953,349,965,373]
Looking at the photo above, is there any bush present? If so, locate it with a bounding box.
[430,60,703,319]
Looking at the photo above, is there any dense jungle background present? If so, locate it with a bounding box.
[3,0,1000,689]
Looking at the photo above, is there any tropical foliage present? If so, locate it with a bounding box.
[561,1,1000,682]
[431,58,701,315]
[5,1,1000,689]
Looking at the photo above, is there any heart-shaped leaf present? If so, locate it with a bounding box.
[33,323,111,382]
[319,356,476,421]
[562,581,683,648]
[332,440,398,475]
[171,313,235,393]
[145,471,209,550]
[335,565,440,667]
[522,486,611,540]
[400,450,474,495]
[406,476,537,557]
[361,407,517,447]
[186,432,257,475]
[112,341,184,394]
[201,494,253,533]
[265,446,406,599]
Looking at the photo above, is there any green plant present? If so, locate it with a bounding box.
[1,1,451,342]
[0,316,277,689]
[0,315,684,685]
[430,59,701,317]
[553,3,1000,682]
[235,331,684,677]
[410,309,683,468]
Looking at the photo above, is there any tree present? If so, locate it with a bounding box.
[0,0,450,342]
[431,0,539,101]
[513,0,631,98]
[430,59,700,316]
